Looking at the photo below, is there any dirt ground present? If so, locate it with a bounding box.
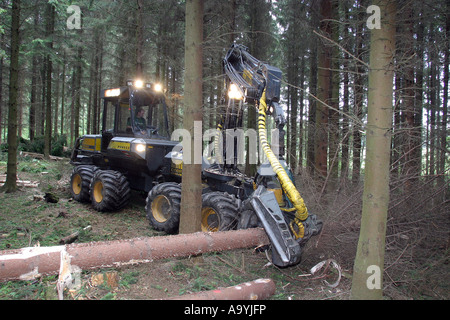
[0,155,448,300]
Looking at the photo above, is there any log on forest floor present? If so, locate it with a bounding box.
[19,151,66,161]
[0,175,39,188]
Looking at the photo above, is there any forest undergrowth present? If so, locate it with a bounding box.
[0,154,448,300]
[297,166,449,300]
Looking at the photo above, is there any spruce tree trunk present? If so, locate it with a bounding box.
[136,0,144,79]
[179,0,204,234]
[350,0,396,300]
[60,51,66,135]
[44,3,55,159]
[306,0,318,175]
[2,0,20,193]
[352,0,365,184]
[0,33,4,143]
[440,4,449,185]
[314,0,332,179]
[74,45,83,144]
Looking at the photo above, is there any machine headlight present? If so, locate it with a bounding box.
[135,144,146,153]
[228,83,243,100]
[105,88,121,97]
[132,140,147,159]
[135,80,144,88]
[154,83,163,92]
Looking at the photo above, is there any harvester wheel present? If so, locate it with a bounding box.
[90,170,131,212]
[146,182,181,234]
[70,165,98,202]
[201,192,239,232]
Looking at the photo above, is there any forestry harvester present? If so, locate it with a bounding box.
[69,45,322,267]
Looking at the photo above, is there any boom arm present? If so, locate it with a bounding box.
[222,44,286,157]
[223,44,308,220]
[220,44,322,266]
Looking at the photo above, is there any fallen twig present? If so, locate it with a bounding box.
[59,226,91,245]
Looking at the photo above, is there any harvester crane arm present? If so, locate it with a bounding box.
[220,44,322,267]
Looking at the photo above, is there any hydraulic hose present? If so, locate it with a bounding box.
[258,91,308,238]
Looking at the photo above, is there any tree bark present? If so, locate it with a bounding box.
[439,3,449,184]
[60,51,66,136]
[2,0,20,193]
[44,3,55,159]
[402,4,421,190]
[136,0,144,79]
[179,0,204,234]
[306,0,318,175]
[0,32,4,143]
[74,44,83,144]
[314,0,332,179]
[351,0,396,300]
[352,1,364,184]
[287,0,301,171]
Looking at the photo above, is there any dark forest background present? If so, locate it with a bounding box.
[0,0,448,186]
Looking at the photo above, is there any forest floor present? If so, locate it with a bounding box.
[0,153,448,301]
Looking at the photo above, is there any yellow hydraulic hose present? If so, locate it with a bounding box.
[258,91,308,239]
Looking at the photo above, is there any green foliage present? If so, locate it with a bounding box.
[0,277,57,300]
[16,135,69,157]
[119,271,140,288]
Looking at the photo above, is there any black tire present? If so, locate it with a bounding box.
[201,192,239,232]
[90,170,131,212]
[237,199,263,229]
[145,182,181,234]
[70,165,98,202]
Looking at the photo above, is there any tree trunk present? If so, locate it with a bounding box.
[351,0,396,300]
[179,0,204,235]
[439,4,449,185]
[136,0,144,79]
[429,27,437,178]
[340,1,350,181]
[314,0,332,179]
[39,60,46,137]
[413,4,424,178]
[44,3,55,159]
[0,32,4,143]
[2,0,21,193]
[298,56,305,168]
[402,4,421,191]
[74,44,83,144]
[352,1,364,184]
[328,0,340,191]
[245,0,271,177]
[287,0,301,172]
[306,1,318,175]
[60,51,66,135]
[54,63,60,136]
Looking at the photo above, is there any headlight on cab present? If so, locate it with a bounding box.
[132,139,147,159]
[135,144,146,153]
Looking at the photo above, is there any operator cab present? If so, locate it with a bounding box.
[100,80,170,150]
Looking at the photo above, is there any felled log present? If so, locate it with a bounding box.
[19,151,65,161]
[0,228,270,282]
[168,278,276,300]
[0,175,39,188]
